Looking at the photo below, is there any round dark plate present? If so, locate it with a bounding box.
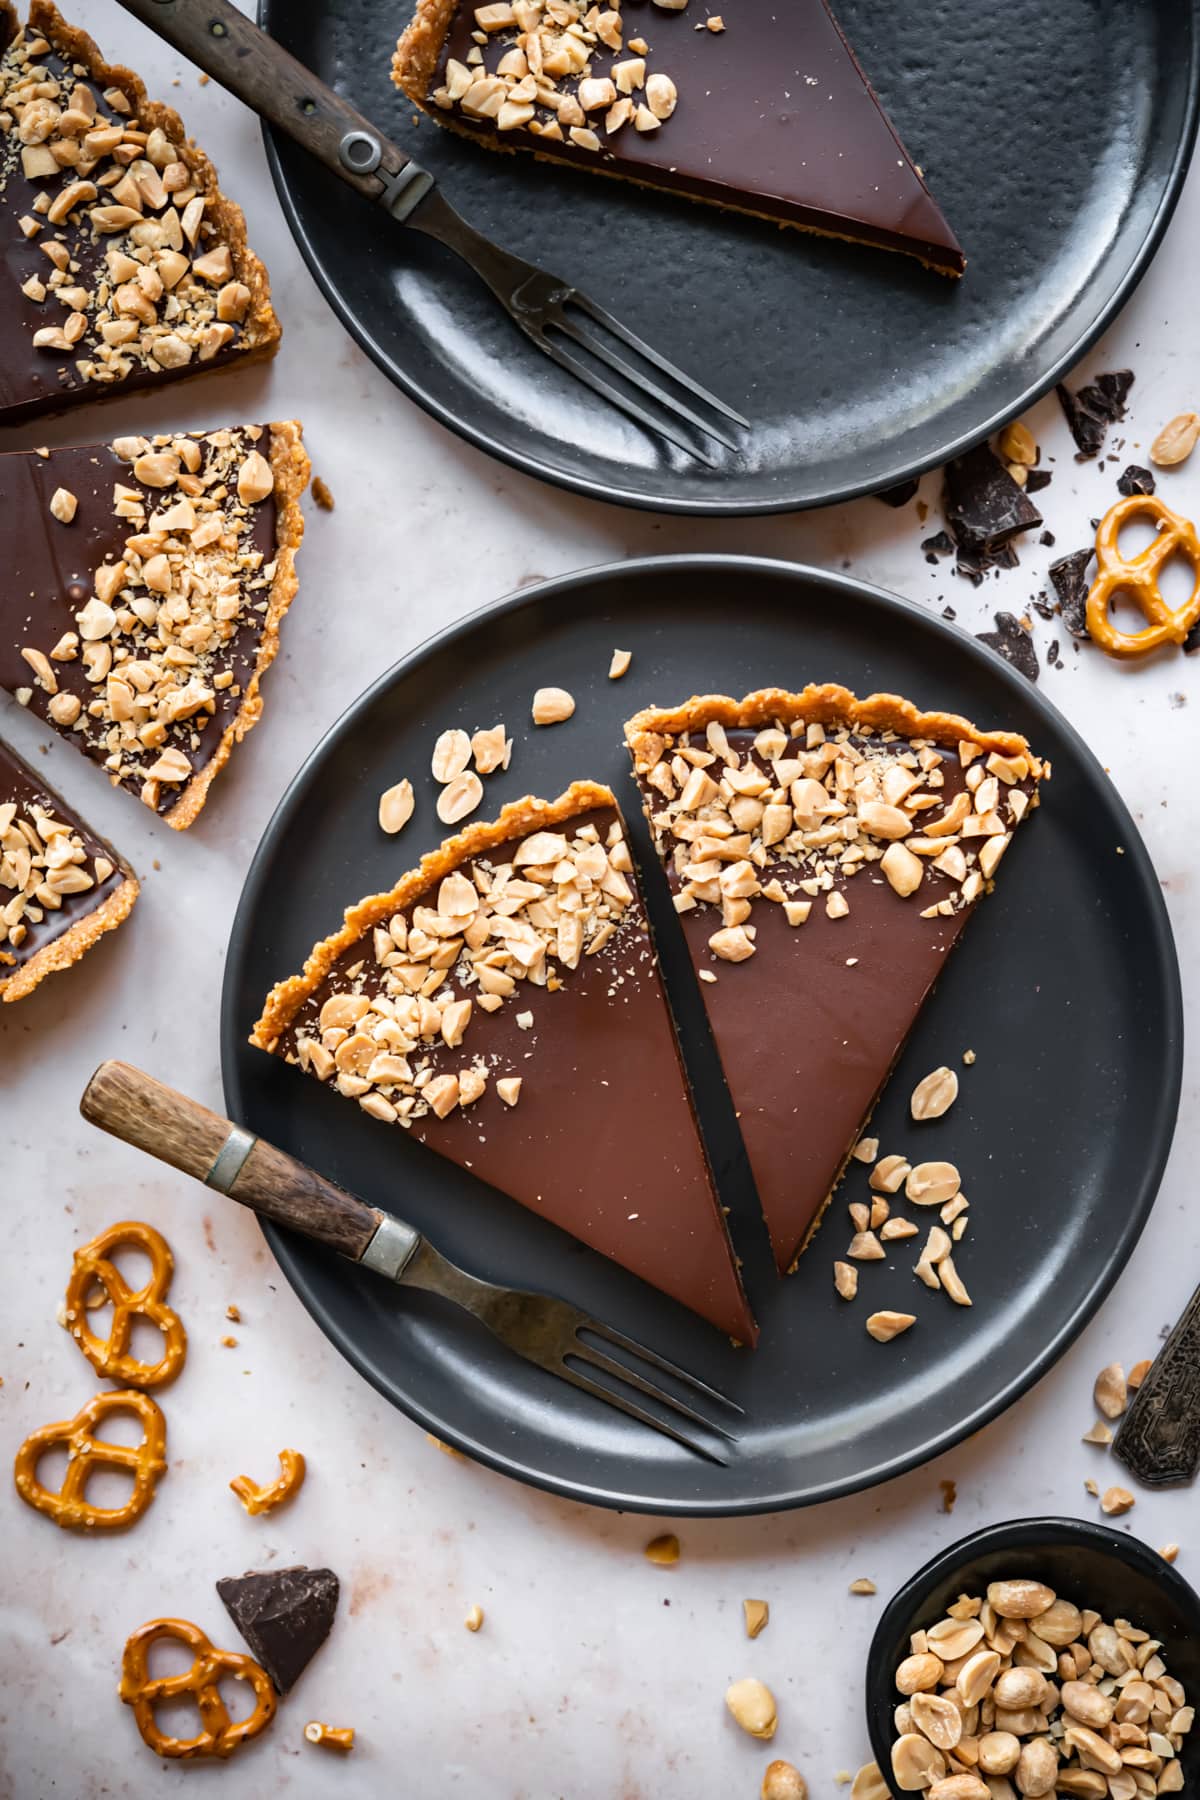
[258,0,1199,514]
[220,556,1182,1514]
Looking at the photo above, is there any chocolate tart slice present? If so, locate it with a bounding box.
[0,736,136,1001]
[625,686,1044,1274]
[392,0,963,275]
[251,782,756,1344]
[0,421,308,829]
[0,0,279,426]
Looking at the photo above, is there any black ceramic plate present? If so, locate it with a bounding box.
[221,556,1182,1514]
[258,0,1198,514]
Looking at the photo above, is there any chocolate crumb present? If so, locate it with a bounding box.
[942,605,957,620]
[312,476,335,512]
[921,530,955,564]
[1047,638,1060,664]
[1185,621,1200,654]
[1049,548,1093,638]
[977,612,1039,682]
[1116,464,1155,497]
[1032,595,1055,621]
[876,477,919,508]
[1040,530,1056,547]
[1025,469,1053,494]
[1056,370,1134,460]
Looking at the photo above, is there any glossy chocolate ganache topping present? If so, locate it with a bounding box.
[627,692,1042,1273]
[0,422,307,827]
[394,0,963,273]
[0,0,277,425]
[0,736,136,1000]
[253,784,755,1343]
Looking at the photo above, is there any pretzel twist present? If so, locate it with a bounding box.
[64,1220,186,1389]
[13,1389,167,1531]
[119,1617,276,1759]
[1086,494,1200,656]
[229,1447,306,1515]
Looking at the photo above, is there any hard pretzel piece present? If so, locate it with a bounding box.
[119,1617,277,1759]
[305,1721,355,1751]
[13,1389,166,1531]
[1086,493,1200,656]
[63,1221,187,1389]
[230,1448,306,1516]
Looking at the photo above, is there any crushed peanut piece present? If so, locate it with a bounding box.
[1093,1362,1128,1420]
[849,1578,877,1595]
[866,1311,915,1343]
[311,476,335,510]
[742,1598,769,1638]
[1100,1485,1135,1516]
[531,685,575,726]
[644,1533,680,1565]
[608,648,632,679]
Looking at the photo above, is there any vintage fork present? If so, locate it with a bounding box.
[80,1063,743,1463]
[116,0,749,463]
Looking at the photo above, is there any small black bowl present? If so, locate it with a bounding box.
[866,1517,1200,1794]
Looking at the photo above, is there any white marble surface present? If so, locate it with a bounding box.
[2,7,1199,1796]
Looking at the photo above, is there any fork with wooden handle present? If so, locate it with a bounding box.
[115,0,748,463]
[80,1062,741,1462]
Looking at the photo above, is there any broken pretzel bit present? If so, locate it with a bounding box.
[304,1721,354,1752]
[229,1447,306,1516]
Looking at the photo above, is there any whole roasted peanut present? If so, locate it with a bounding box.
[978,1731,1021,1775]
[724,1677,776,1739]
[1014,1738,1057,1797]
[1086,1622,1128,1677]
[1059,1681,1114,1729]
[896,1652,945,1695]
[761,1761,806,1800]
[987,1581,1056,1620]
[891,1734,946,1792]
[927,1778,989,1800]
[993,1669,1046,1711]
[911,1691,962,1751]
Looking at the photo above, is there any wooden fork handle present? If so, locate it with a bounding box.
[114,0,433,217]
[80,1061,382,1261]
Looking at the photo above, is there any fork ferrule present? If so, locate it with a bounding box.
[361,1213,422,1280]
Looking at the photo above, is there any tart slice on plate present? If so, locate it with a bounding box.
[0,421,309,829]
[625,685,1045,1275]
[251,782,756,1344]
[0,0,279,425]
[392,0,963,275]
[0,736,137,1002]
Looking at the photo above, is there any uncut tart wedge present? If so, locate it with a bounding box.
[0,735,136,1001]
[392,0,963,276]
[0,0,279,425]
[1,421,308,829]
[251,781,756,1344]
[625,686,1045,1275]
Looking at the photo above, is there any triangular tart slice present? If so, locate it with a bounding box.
[0,0,279,426]
[625,686,1045,1275]
[0,421,308,828]
[0,735,137,1003]
[251,782,756,1344]
[392,0,963,275]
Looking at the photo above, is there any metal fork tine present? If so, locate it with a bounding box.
[584,1320,745,1415]
[554,314,743,454]
[535,334,722,468]
[571,1342,737,1441]
[556,1363,729,1465]
[567,290,750,431]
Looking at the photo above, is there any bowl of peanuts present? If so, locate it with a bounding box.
[864,1517,1199,1800]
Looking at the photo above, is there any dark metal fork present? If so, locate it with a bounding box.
[116,0,748,463]
[81,1063,743,1463]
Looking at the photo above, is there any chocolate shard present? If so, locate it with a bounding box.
[977,612,1040,683]
[944,446,1043,554]
[921,529,955,562]
[876,477,920,508]
[1056,371,1134,460]
[1049,548,1094,638]
[217,1566,339,1695]
[1025,469,1054,494]
[1117,464,1156,497]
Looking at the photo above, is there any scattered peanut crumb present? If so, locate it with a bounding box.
[1082,1420,1113,1446]
[743,1598,769,1638]
[464,1604,484,1632]
[608,648,632,679]
[1093,1362,1128,1419]
[1084,1478,1099,1496]
[198,71,209,83]
[849,1578,877,1595]
[706,13,725,28]
[311,476,335,511]
[220,1334,237,1348]
[962,1048,976,1065]
[1101,1485,1135,1516]
[225,1304,241,1323]
[426,1434,463,1460]
[1127,1357,1153,1390]
[939,1479,957,1514]
[531,685,575,725]
[49,486,77,523]
[1160,1543,1180,1563]
[644,1533,680,1566]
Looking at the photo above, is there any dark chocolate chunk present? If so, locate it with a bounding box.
[1056,370,1134,459]
[921,530,955,560]
[1117,465,1156,497]
[1025,469,1054,494]
[217,1566,339,1695]
[1032,595,1055,620]
[944,446,1043,554]
[1047,638,1060,664]
[1049,548,1093,638]
[942,605,957,620]
[1039,530,1056,546]
[876,477,920,508]
[977,612,1039,682]
[1185,621,1200,655]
